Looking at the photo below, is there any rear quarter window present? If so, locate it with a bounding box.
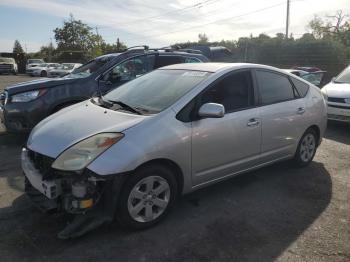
[256,70,295,105]
[290,77,309,97]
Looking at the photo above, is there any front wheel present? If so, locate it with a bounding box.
[40,70,47,77]
[293,129,318,167]
[117,165,178,229]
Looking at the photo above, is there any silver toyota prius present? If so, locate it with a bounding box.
[22,63,327,238]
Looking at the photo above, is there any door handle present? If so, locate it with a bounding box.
[297,107,305,114]
[247,118,260,127]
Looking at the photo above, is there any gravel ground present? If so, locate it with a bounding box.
[0,74,40,92]
[0,75,349,262]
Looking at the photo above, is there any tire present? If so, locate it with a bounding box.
[293,128,318,167]
[40,70,47,77]
[117,164,178,229]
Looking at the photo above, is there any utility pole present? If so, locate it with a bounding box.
[285,0,290,39]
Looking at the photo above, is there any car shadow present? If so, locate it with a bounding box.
[0,160,332,261]
[325,120,350,145]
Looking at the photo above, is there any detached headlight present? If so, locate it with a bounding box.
[11,89,46,102]
[52,133,124,171]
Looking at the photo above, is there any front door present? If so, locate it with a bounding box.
[191,70,261,186]
[99,55,155,93]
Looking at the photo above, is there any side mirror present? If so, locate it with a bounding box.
[198,103,225,118]
[331,77,336,82]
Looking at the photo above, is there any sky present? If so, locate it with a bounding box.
[0,0,349,52]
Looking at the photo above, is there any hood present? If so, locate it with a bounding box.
[322,82,350,98]
[27,100,147,158]
[5,77,78,95]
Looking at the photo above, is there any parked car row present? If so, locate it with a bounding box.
[26,60,82,77]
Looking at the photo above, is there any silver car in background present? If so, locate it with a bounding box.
[27,63,61,77]
[47,63,82,78]
[22,63,327,238]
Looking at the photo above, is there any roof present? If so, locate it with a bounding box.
[159,62,279,73]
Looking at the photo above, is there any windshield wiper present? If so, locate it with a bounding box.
[106,99,143,115]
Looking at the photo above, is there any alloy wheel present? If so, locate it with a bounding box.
[127,176,170,223]
[300,133,316,162]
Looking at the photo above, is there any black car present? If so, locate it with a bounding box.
[0,47,209,133]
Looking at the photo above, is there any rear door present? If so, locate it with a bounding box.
[191,70,261,185]
[255,69,306,162]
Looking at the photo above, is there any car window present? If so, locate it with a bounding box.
[256,70,296,105]
[103,55,155,83]
[290,77,309,97]
[184,57,201,63]
[200,70,254,113]
[154,56,184,69]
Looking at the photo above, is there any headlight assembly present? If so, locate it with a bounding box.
[52,133,124,171]
[11,89,46,102]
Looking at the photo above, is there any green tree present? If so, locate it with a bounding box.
[198,33,209,44]
[53,14,103,60]
[13,40,24,53]
[101,38,127,54]
[38,42,56,62]
[308,10,350,45]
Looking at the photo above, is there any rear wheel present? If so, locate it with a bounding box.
[293,128,317,167]
[117,165,178,229]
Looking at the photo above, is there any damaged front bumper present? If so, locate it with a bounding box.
[21,148,126,239]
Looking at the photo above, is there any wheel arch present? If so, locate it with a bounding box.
[307,124,321,146]
[135,158,184,195]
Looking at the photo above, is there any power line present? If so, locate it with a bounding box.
[102,0,242,38]
[100,0,221,28]
[122,1,288,42]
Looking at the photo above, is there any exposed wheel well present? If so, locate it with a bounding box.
[136,159,184,195]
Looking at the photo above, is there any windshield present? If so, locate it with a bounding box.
[63,57,112,79]
[0,58,14,63]
[104,69,211,113]
[334,66,350,83]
